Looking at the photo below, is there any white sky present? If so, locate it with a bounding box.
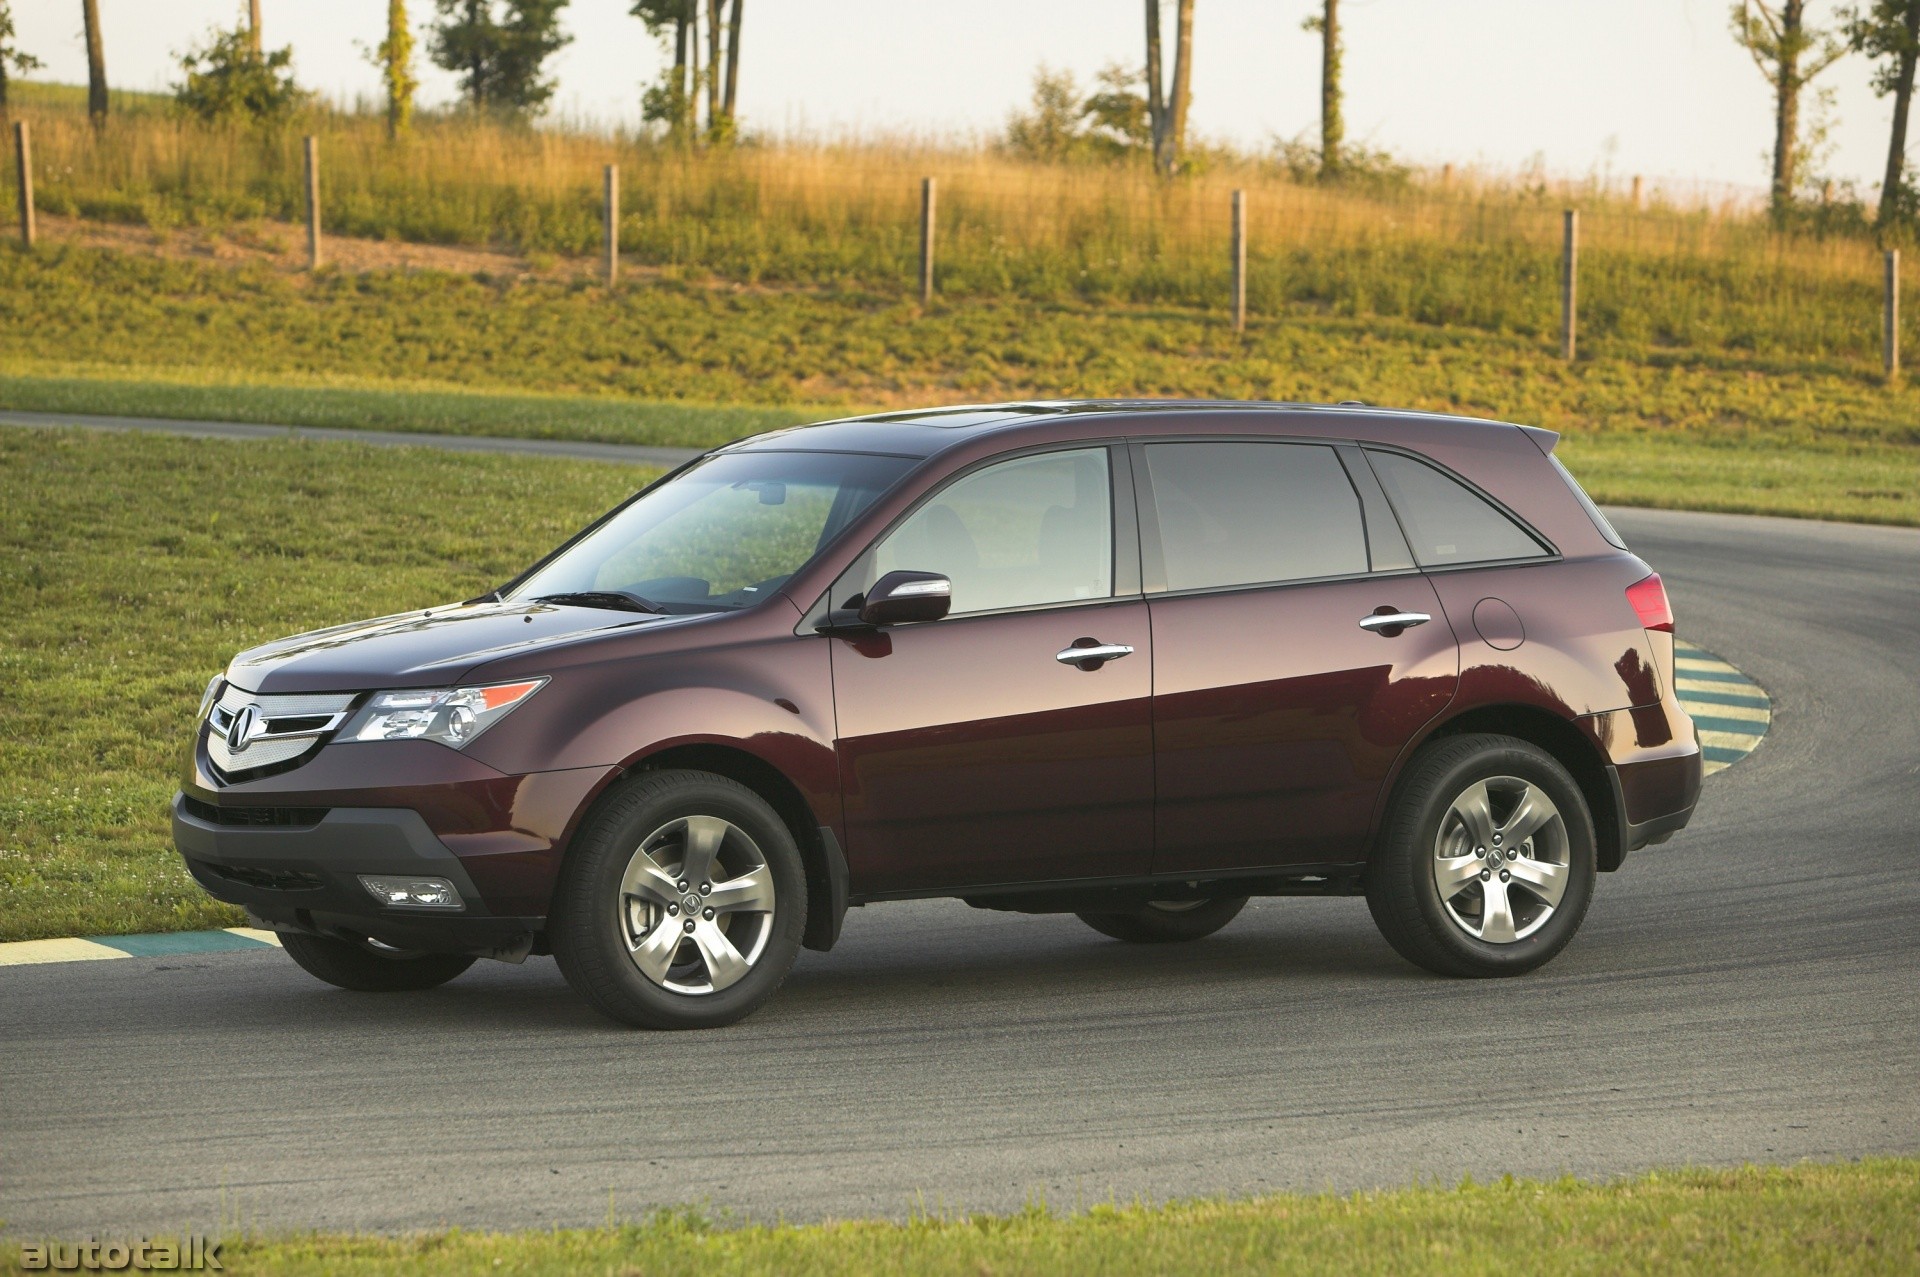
[13,1,1904,197]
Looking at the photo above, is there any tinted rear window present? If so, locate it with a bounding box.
[1145,442,1369,591]
[1366,449,1549,568]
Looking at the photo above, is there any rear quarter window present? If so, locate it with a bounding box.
[1366,449,1551,568]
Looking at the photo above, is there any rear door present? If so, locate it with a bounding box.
[1139,440,1459,875]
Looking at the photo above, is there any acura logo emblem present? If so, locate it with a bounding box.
[226,704,267,753]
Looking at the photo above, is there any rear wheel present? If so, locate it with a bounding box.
[551,770,807,1030]
[1366,733,1595,977]
[278,930,476,992]
[1077,894,1248,943]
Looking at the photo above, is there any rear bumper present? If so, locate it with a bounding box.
[1587,700,1704,868]
[172,793,543,958]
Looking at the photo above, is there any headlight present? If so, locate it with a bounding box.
[340,679,547,749]
[196,676,225,721]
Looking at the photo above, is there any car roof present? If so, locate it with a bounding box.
[719,399,1538,459]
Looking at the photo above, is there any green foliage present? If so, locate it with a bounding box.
[374,0,419,136]
[429,0,572,118]
[0,1,46,111]
[172,26,308,126]
[1006,65,1154,163]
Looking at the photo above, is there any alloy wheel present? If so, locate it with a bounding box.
[618,814,777,994]
[1431,776,1571,944]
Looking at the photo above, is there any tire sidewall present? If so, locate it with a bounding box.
[1397,740,1595,975]
[556,772,808,1029]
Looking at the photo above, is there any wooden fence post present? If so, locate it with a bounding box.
[1886,249,1901,383]
[1630,175,1645,211]
[919,177,936,305]
[1561,209,1578,362]
[604,164,619,286]
[1231,189,1247,332]
[303,135,322,270]
[13,120,33,249]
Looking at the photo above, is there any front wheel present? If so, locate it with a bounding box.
[278,931,476,992]
[1077,895,1249,943]
[1365,734,1595,977]
[550,770,807,1030]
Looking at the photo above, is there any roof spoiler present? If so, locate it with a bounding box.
[1517,424,1561,454]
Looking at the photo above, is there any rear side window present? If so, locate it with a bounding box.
[1145,442,1368,591]
[1366,449,1550,568]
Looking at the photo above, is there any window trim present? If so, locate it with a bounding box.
[802,439,1140,631]
[1129,436,1397,600]
[1357,444,1562,571]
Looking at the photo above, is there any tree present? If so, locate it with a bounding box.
[174,24,305,124]
[374,0,419,137]
[1081,63,1152,154]
[248,0,262,56]
[1843,1,1920,225]
[1142,0,1196,176]
[633,0,742,142]
[1731,1,1848,216]
[430,0,572,118]
[1303,0,1343,177]
[1004,66,1085,161]
[81,0,107,125]
[0,2,47,123]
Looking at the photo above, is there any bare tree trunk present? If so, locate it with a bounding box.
[722,0,743,124]
[1320,0,1343,176]
[1880,3,1920,227]
[688,2,701,135]
[248,0,262,56]
[1771,0,1806,210]
[81,0,108,125]
[706,0,721,135]
[1145,0,1166,169]
[1165,0,1195,176]
[467,0,485,109]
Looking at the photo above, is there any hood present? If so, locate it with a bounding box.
[225,599,688,694]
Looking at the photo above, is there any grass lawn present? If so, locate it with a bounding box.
[2,241,1918,526]
[5,1160,1911,1276]
[0,428,650,942]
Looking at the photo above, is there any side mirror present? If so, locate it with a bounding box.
[858,571,952,627]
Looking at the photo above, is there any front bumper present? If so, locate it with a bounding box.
[172,794,544,958]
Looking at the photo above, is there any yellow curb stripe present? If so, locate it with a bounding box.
[1688,700,1770,723]
[0,937,131,967]
[226,926,282,947]
[1699,728,1766,751]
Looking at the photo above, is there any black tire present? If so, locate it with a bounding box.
[550,769,807,1030]
[278,930,476,992]
[1077,894,1249,943]
[1365,733,1596,978]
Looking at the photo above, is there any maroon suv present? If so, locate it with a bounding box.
[173,402,1701,1029]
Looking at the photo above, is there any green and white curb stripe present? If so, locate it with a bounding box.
[0,927,280,968]
[0,645,1770,970]
[1672,639,1771,776]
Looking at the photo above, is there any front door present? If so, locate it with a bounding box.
[1136,440,1459,875]
[829,446,1155,895]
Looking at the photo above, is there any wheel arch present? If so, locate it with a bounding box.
[1400,703,1624,872]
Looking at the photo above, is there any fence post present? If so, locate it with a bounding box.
[604,164,619,286]
[1886,249,1901,382]
[303,135,322,271]
[919,176,936,305]
[1630,175,1644,211]
[1561,209,1578,361]
[13,120,33,249]
[1231,189,1247,332]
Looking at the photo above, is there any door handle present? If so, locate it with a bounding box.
[1056,642,1135,668]
[1358,611,1431,634]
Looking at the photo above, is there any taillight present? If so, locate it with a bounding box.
[1626,573,1674,633]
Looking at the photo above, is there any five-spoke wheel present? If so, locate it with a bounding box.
[618,814,778,994]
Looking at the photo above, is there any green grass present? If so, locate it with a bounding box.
[3,242,1918,524]
[4,1161,1911,1276]
[0,428,650,942]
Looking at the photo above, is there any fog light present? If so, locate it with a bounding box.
[358,875,464,910]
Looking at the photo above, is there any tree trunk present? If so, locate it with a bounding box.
[688,2,701,135]
[722,0,743,123]
[249,0,262,56]
[1771,0,1806,211]
[81,0,108,125]
[1320,0,1343,175]
[467,0,485,109]
[1145,0,1166,169]
[1879,3,1920,227]
[706,0,721,135]
[1166,0,1195,176]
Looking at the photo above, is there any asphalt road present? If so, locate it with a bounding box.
[2,505,1916,1238]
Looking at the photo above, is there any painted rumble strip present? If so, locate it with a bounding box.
[0,927,279,968]
[1672,639,1771,777]
[0,644,1770,970]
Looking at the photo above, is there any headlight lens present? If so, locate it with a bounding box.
[341,679,546,749]
[196,676,225,721]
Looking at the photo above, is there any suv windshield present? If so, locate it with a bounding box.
[508,451,915,613]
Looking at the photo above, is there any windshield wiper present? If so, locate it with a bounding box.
[531,591,665,614]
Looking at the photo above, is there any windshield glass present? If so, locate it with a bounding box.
[508,451,915,612]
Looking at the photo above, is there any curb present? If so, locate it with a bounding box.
[0,644,1771,971]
